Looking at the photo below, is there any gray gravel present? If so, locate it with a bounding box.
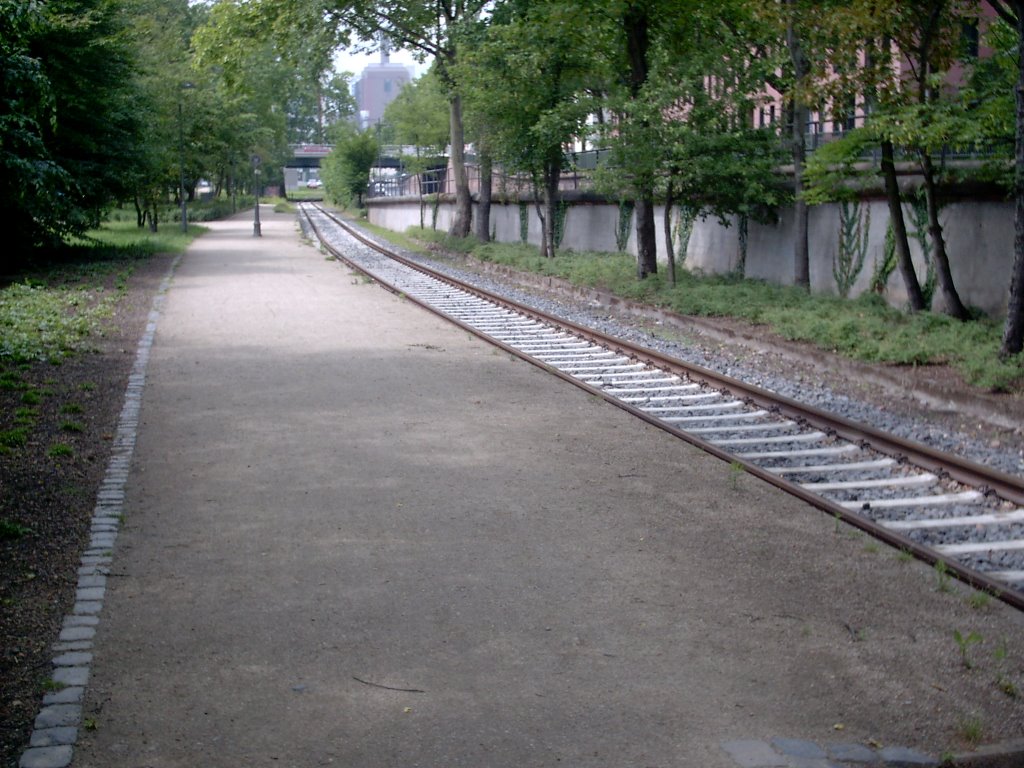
[312,215,1024,481]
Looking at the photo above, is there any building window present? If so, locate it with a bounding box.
[384,79,392,93]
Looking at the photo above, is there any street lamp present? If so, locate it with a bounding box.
[252,154,262,237]
[178,82,194,234]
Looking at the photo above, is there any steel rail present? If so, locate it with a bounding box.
[303,203,1024,611]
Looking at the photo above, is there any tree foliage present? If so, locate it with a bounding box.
[2,0,146,254]
[321,126,378,206]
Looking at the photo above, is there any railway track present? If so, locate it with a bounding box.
[300,203,1024,610]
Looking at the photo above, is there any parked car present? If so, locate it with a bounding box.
[307,179,322,189]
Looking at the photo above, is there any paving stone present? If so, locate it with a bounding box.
[63,615,98,628]
[18,746,73,768]
[878,746,937,766]
[72,601,102,615]
[51,666,89,687]
[721,740,789,767]
[827,743,877,763]
[76,574,106,589]
[58,626,95,643]
[79,556,111,566]
[77,565,109,577]
[52,641,92,653]
[75,586,105,602]
[52,651,92,667]
[42,687,84,705]
[772,738,827,760]
[29,727,78,747]
[33,705,81,729]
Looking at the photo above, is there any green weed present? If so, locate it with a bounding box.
[967,591,992,610]
[0,520,32,540]
[953,629,983,669]
[935,561,954,593]
[48,443,73,458]
[0,427,29,449]
[958,715,984,747]
[21,390,42,405]
[60,403,84,415]
[60,421,85,433]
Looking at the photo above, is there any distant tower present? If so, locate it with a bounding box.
[353,36,412,130]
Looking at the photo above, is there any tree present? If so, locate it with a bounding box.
[458,0,598,258]
[2,0,147,254]
[649,1,785,285]
[383,68,450,227]
[322,125,378,206]
[989,1,1024,355]
[324,0,491,238]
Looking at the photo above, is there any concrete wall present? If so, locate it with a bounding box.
[366,196,1014,317]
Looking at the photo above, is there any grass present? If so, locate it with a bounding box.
[47,443,73,458]
[2,217,202,367]
[368,226,1024,393]
[0,427,29,449]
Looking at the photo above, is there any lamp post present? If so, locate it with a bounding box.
[177,82,194,234]
[252,154,262,237]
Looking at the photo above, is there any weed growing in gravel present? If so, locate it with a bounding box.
[60,403,84,414]
[953,629,983,669]
[993,640,1020,698]
[967,591,992,610]
[60,421,85,433]
[728,461,745,490]
[47,443,73,458]
[79,382,96,391]
[896,548,914,563]
[935,561,954,593]
[863,541,880,554]
[958,715,984,747]
[0,520,31,540]
[39,679,67,692]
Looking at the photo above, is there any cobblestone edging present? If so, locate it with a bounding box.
[18,255,182,768]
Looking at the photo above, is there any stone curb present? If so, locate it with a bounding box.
[17,255,182,768]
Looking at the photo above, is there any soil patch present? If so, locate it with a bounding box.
[0,253,172,766]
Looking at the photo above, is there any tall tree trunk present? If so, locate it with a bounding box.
[1001,2,1024,355]
[448,93,472,238]
[881,140,927,311]
[786,2,810,289]
[624,0,657,278]
[663,180,676,287]
[920,151,969,319]
[475,151,492,242]
[635,198,658,279]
